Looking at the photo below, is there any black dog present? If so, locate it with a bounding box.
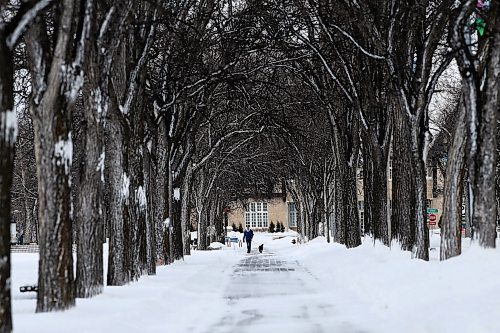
[258,244,264,253]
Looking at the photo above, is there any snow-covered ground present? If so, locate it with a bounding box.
[11,231,500,333]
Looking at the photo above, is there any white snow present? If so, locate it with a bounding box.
[10,232,500,333]
[53,133,73,174]
[96,150,105,182]
[136,186,147,208]
[208,242,225,250]
[65,64,85,102]
[173,187,180,201]
[121,173,130,200]
[1,109,18,142]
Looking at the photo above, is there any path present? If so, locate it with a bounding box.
[207,250,365,333]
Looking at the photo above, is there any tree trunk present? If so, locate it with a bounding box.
[391,103,416,251]
[182,166,194,255]
[451,0,500,248]
[472,14,500,247]
[154,117,167,263]
[333,131,361,248]
[105,87,128,286]
[32,72,76,313]
[76,81,104,298]
[441,103,466,260]
[411,127,430,261]
[143,139,156,275]
[128,84,147,280]
[0,35,15,332]
[362,134,389,245]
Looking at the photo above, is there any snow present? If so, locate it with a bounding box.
[136,186,147,208]
[53,133,73,174]
[10,232,500,333]
[96,151,105,182]
[1,109,18,142]
[208,242,225,250]
[121,173,130,199]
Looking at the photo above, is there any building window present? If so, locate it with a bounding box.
[245,202,268,228]
[358,200,364,212]
[288,202,297,227]
[388,159,393,181]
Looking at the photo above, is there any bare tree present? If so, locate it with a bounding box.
[450,0,500,248]
[25,0,93,312]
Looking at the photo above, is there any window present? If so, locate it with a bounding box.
[288,203,297,227]
[358,200,364,212]
[245,202,268,228]
[388,159,393,181]
[426,167,433,179]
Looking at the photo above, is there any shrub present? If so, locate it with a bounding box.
[269,221,275,233]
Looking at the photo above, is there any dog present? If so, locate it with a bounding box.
[258,244,264,253]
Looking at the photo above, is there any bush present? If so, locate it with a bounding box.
[280,222,285,232]
[269,221,275,233]
[232,223,237,232]
[238,224,244,233]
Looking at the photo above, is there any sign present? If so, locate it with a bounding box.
[428,221,437,226]
[427,208,438,213]
[428,214,437,222]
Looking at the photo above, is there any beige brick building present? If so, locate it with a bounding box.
[227,194,297,232]
[227,165,445,234]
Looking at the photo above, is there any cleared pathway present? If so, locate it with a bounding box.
[207,250,366,333]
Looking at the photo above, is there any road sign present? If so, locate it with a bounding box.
[428,221,437,226]
[429,214,437,222]
[427,208,438,213]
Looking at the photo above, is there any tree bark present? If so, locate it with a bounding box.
[472,12,500,247]
[0,34,15,333]
[441,103,466,260]
[76,79,104,298]
[105,85,129,286]
[27,0,87,311]
[391,103,416,251]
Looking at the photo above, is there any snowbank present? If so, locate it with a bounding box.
[10,233,500,333]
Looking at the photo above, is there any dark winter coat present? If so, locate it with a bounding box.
[243,229,254,242]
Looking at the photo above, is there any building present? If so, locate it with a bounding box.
[228,163,445,233]
[357,160,445,232]
[227,192,298,232]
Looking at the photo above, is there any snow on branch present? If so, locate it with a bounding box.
[329,23,385,60]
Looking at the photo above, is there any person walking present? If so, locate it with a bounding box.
[243,226,254,253]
